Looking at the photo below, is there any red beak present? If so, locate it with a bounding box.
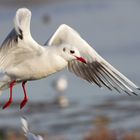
[75,56,87,64]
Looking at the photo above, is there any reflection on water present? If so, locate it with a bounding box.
[0,0,140,140]
[1,96,140,139]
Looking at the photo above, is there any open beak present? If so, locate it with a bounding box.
[75,56,87,64]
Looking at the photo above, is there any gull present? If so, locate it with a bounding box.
[0,8,139,109]
[21,117,44,140]
[54,76,68,93]
[53,76,69,107]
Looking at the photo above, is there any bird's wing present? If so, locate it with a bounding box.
[0,8,42,71]
[47,24,139,95]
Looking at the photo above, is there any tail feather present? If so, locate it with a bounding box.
[0,73,12,91]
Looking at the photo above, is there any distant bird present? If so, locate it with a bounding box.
[0,8,139,109]
[53,76,69,107]
[21,117,44,140]
[54,76,68,93]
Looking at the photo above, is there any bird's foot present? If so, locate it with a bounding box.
[20,98,28,109]
[2,99,12,109]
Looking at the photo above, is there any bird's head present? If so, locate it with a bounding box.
[60,45,87,64]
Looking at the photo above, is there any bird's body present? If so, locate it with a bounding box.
[0,8,139,109]
[5,46,67,82]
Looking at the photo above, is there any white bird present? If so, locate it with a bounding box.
[54,76,68,93]
[53,76,69,107]
[0,8,139,109]
[21,117,44,140]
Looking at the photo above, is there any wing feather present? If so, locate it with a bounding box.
[48,24,139,95]
[0,8,41,70]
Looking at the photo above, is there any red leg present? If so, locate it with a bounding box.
[20,81,28,109]
[2,80,16,109]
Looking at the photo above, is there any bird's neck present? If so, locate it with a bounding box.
[41,46,68,76]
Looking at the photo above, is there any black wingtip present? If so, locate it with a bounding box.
[131,91,138,96]
[18,28,23,40]
[124,90,138,96]
[137,88,140,90]
[124,91,131,96]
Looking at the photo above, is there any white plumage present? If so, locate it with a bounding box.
[21,117,44,140]
[0,8,139,109]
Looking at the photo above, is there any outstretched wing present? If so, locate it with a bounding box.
[47,24,139,95]
[0,8,41,71]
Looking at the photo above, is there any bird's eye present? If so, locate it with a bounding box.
[70,50,75,54]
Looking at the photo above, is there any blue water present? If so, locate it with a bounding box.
[0,0,140,139]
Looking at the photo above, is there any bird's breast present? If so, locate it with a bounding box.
[8,54,68,81]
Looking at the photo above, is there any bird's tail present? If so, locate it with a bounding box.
[0,73,11,91]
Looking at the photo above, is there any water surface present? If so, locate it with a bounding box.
[0,0,140,139]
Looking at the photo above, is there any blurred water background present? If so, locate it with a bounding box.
[0,0,140,139]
